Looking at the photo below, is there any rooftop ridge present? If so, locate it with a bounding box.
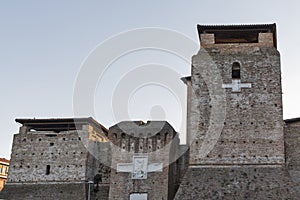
[15,117,108,133]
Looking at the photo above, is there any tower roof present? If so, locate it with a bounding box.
[15,117,108,133]
[197,23,277,47]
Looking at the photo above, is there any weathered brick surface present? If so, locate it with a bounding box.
[174,167,300,199]
[94,184,110,200]
[0,183,87,200]
[285,121,300,193]
[7,131,89,183]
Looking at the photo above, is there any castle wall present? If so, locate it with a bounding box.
[174,167,299,199]
[7,130,89,183]
[284,120,300,192]
[0,182,87,200]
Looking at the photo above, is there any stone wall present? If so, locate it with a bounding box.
[285,120,300,193]
[7,130,89,183]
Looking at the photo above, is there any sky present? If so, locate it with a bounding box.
[1,0,300,159]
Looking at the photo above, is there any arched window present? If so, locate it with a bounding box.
[121,133,126,139]
[46,165,50,175]
[113,133,117,139]
[232,62,241,79]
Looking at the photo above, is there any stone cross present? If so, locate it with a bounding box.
[222,79,252,92]
[117,155,163,179]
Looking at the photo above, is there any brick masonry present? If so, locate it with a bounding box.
[174,167,299,199]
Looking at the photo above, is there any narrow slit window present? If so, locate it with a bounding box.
[232,62,241,79]
[46,165,50,175]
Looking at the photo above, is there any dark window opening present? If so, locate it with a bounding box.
[232,62,241,79]
[50,142,54,146]
[46,165,50,175]
[214,31,259,44]
[45,134,57,137]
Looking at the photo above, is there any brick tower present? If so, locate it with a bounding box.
[108,121,184,200]
[0,118,111,200]
[175,24,300,199]
[188,24,284,165]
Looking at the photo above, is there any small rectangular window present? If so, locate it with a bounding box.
[46,165,50,175]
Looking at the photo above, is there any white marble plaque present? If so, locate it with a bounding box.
[117,163,133,172]
[132,156,148,179]
[148,163,163,172]
[130,193,147,200]
[116,155,163,179]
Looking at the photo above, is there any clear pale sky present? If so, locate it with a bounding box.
[1,0,300,159]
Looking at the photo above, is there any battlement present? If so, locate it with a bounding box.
[108,121,178,153]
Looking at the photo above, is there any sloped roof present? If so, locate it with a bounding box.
[284,117,300,124]
[0,158,10,164]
